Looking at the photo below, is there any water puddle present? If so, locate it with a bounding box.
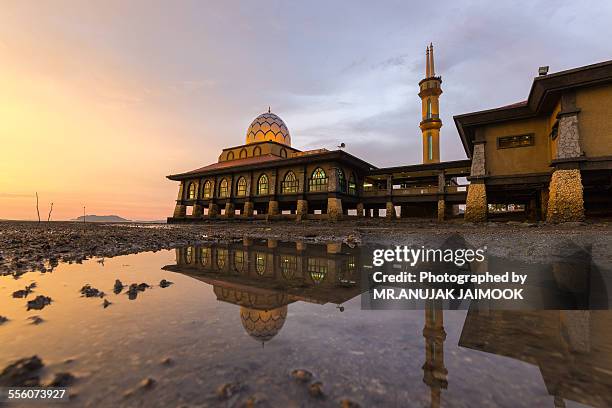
[1,239,611,407]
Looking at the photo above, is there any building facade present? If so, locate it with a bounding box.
[168,48,612,223]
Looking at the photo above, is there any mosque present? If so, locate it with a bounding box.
[168,45,612,223]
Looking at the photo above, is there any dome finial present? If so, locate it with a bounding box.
[268,106,271,113]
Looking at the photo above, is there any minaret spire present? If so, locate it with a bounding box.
[429,43,435,77]
[426,46,430,78]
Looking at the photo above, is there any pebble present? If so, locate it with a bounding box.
[290,369,313,382]
[113,279,124,294]
[26,295,52,311]
[308,381,324,398]
[80,284,105,298]
[216,382,241,400]
[159,279,173,288]
[48,372,75,387]
[0,316,8,325]
[103,299,112,308]
[340,399,361,408]
[27,316,44,325]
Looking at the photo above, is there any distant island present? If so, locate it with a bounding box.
[71,215,166,223]
[72,215,131,223]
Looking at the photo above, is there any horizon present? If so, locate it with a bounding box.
[2,1,611,221]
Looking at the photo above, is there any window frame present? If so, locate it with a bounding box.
[219,178,229,198]
[236,177,247,197]
[257,174,269,195]
[281,171,298,194]
[309,168,328,192]
[497,133,535,149]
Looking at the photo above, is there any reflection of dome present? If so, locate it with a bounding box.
[240,305,288,342]
[246,111,291,146]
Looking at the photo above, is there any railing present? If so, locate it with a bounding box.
[361,185,468,197]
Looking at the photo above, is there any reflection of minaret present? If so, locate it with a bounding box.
[422,301,448,408]
[419,43,443,164]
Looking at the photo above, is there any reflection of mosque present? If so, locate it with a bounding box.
[164,239,363,343]
[164,241,612,407]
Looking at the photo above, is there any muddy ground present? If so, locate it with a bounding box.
[1,219,611,276]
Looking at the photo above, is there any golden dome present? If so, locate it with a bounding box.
[246,111,291,146]
[240,305,288,342]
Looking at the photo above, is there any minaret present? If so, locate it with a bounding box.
[422,301,448,408]
[419,43,443,164]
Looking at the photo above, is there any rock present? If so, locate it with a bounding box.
[137,283,150,291]
[27,316,44,325]
[520,222,537,228]
[159,279,173,288]
[12,289,30,298]
[340,399,361,408]
[123,377,156,398]
[80,284,105,298]
[113,279,124,294]
[27,295,52,311]
[290,369,313,383]
[0,356,43,387]
[160,357,174,366]
[216,382,241,400]
[0,316,8,325]
[308,381,324,398]
[48,372,75,387]
[563,221,587,227]
[103,299,112,308]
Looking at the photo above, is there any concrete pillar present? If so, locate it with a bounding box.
[356,203,364,217]
[327,197,343,221]
[208,202,219,218]
[173,203,186,218]
[546,169,585,223]
[385,202,396,219]
[437,199,445,222]
[243,201,254,217]
[224,202,235,218]
[372,208,379,218]
[267,200,279,216]
[296,199,308,221]
[527,197,538,222]
[465,183,487,222]
[193,203,203,217]
[465,140,487,222]
[173,182,186,218]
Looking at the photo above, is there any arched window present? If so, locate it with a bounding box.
[255,253,266,275]
[426,98,432,119]
[239,148,247,159]
[187,182,197,200]
[200,247,210,267]
[309,168,328,192]
[280,148,287,158]
[348,173,357,195]
[307,258,327,284]
[227,151,235,161]
[202,180,213,199]
[427,133,433,161]
[282,171,298,193]
[219,178,229,198]
[257,174,269,195]
[217,248,228,270]
[234,251,245,272]
[337,168,347,193]
[237,177,247,196]
[253,146,262,156]
[280,255,297,279]
[184,246,193,264]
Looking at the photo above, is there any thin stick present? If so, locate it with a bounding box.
[83,206,86,226]
[47,203,54,222]
[36,192,40,224]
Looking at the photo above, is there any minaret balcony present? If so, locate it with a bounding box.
[420,118,443,130]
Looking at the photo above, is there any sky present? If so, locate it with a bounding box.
[1,0,611,221]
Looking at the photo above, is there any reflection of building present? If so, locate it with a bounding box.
[168,48,612,223]
[164,240,363,343]
[422,302,448,408]
[460,310,612,407]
